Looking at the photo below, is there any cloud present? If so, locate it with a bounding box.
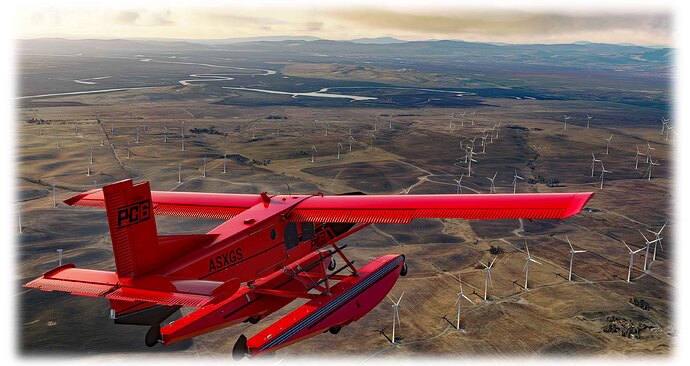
[108,9,175,27]
[321,8,670,44]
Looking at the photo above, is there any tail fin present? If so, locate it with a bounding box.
[103,179,160,278]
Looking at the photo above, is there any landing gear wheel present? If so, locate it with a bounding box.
[328,257,337,271]
[232,334,248,361]
[248,316,260,324]
[400,263,408,276]
[329,326,341,334]
[145,324,161,347]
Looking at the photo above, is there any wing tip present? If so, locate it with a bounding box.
[563,192,595,218]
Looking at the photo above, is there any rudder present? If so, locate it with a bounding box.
[103,179,160,278]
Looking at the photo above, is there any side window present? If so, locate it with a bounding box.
[301,222,314,241]
[284,222,299,250]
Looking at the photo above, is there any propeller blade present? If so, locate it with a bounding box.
[462,294,474,304]
[633,247,645,254]
[573,250,587,253]
[622,240,633,253]
[530,258,543,265]
[566,236,575,252]
[488,270,494,288]
[638,229,651,243]
[397,291,405,305]
[490,257,497,268]
[658,221,668,234]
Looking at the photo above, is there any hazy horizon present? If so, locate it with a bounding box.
[15,2,671,47]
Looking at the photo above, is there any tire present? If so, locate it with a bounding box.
[400,263,408,276]
[328,258,337,271]
[329,326,341,334]
[145,325,161,347]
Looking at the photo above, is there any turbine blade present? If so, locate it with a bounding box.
[397,292,405,305]
[566,236,574,252]
[659,221,667,234]
[462,294,474,304]
[531,258,543,265]
[622,240,632,253]
[490,257,497,268]
[638,229,650,243]
[574,250,587,253]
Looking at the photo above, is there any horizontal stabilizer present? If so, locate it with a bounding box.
[23,264,118,297]
[65,188,262,220]
[106,287,212,308]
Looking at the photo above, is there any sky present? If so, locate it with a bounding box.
[13,0,672,46]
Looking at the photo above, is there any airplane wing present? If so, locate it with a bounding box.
[65,189,593,223]
[287,192,594,224]
[64,189,263,220]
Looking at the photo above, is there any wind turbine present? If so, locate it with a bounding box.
[599,161,611,189]
[181,122,185,151]
[586,114,593,129]
[400,187,411,195]
[164,127,168,142]
[387,292,404,343]
[454,174,465,194]
[310,146,317,163]
[646,221,667,261]
[136,127,140,144]
[563,115,570,130]
[348,136,355,152]
[454,277,474,329]
[634,145,646,169]
[466,149,477,177]
[645,157,659,180]
[370,134,376,148]
[337,143,344,159]
[523,241,542,290]
[480,257,496,301]
[644,141,655,163]
[566,236,587,281]
[202,156,207,177]
[622,240,645,283]
[637,230,660,271]
[590,153,601,177]
[495,122,501,140]
[512,170,524,193]
[223,153,227,173]
[487,172,497,194]
[605,134,613,154]
[177,163,181,183]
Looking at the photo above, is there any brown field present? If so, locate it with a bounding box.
[16,86,673,359]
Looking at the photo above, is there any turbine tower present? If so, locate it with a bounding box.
[586,114,593,129]
[454,174,465,194]
[563,114,571,130]
[310,146,317,163]
[512,170,524,193]
[388,292,404,343]
[480,257,496,301]
[487,172,497,194]
[645,157,659,180]
[566,236,587,281]
[646,221,667,261]
[337,143,344,159]
[599,161,611,189]
[523,241,542,290]
[638,230,660,272]
[591,153,601,177]
[634,145,646,170]
[605,134,613,154]
[454,277,474,329]
[622,240,645,283]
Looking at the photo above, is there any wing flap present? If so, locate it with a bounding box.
[105,287,212,308]
[288,193,594,223]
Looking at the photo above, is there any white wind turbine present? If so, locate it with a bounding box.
[387,292,405,343]
[566,236,587,281]
[337,143,344,159]
[645,157,659,180]
[637,230,660,272]
[645,141,655,163]
[599,161,611,189]
[634,145,646,169]
[466,148,477,177]
[480,257,496,301]
[495,122,501,140]
[454,277,474,329]
[563,115,571,130]
[605,134,613,154]
[487,172,497,194]
[591,153,601,177]
[646,221,667,261]
[454,174,465,194]
[310,146,317,163]
[586,114,593,129]
[512,170,524,193]
[622,240,645,283]
[523,241,542,290]
[370,134,376,148]
[348,136,355,152]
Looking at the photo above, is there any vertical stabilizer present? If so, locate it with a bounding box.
[103,179,160,278]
